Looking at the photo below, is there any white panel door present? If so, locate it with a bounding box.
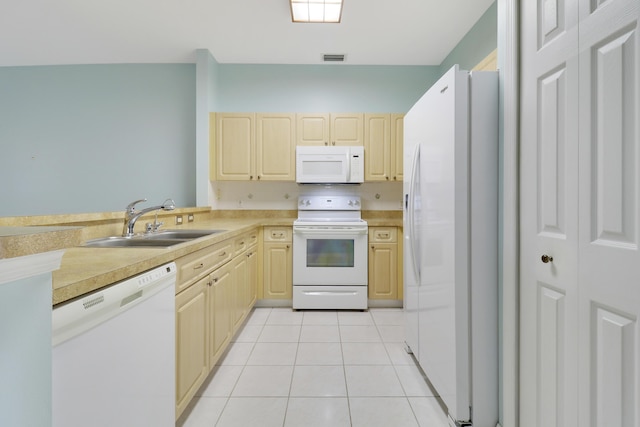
[520,0,580,425]
[522,0,640,425]
[577,0,640,425]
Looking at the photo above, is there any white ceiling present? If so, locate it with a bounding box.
[1,0,495,67]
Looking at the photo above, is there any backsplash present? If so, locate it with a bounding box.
[209,181,403,211]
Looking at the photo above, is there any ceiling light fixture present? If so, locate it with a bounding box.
[290,0,343,23]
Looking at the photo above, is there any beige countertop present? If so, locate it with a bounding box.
[52,218,293,306]
[43,212,401,306]
[0,226,83,259]
[365,218,403,227]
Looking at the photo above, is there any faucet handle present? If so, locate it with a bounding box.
[125,198,147,213]
[145,221,164,233]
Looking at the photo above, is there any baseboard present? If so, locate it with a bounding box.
[255,299,404,309]
[367,299,403,308]
[254,299,292,308]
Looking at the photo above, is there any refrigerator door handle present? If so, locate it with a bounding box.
[408,143,421,281]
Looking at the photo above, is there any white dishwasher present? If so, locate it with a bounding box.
[52,262,176,427]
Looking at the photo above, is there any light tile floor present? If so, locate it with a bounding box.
[177,308,449,427]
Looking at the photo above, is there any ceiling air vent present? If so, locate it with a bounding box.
[323,54,345,62]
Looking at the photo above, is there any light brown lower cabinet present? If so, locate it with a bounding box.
[368,227,402,300]
[175,229,258,420]
[262,227,292,299]
[246,245,258,308]
[175,275,209,416]
[208,263,232,369]
[231,252,247,331]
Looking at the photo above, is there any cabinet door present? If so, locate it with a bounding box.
[247,247,258,308]
[368,242,398,299]
[256,113,295,181]
[391,114,404,181]
[216,113,255,180]
[263,242,292,299]
[296,113,330,146]
[209,264,232,368]
[231,254,248,332]
[364,114,391,181]
[331,113,363,146]
[176,276,209,417]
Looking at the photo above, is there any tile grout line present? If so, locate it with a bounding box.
[213,307,271,426]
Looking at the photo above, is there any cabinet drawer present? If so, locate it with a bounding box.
[233,234,248,257]
[263,226,292,242]
[175,240,232,293]
[369,227,397,243]
[234,229,259,255]
[246,229,259,248]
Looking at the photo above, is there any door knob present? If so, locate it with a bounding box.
[541,254,553,263]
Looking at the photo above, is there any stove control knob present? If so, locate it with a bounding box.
[306,200,311,206]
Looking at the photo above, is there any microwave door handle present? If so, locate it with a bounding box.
[345,151,351,182]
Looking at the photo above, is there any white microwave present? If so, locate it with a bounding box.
[296,146,365,184]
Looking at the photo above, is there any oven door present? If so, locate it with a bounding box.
[293,226,368,286]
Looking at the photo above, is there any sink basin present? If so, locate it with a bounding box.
[82,229,227,248]
[83,236,190,248]
[146,229,227,240]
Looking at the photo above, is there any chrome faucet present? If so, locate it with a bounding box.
[122,198,176,237]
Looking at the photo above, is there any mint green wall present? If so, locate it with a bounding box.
[196,50,221,206]
[0,2,496,217]
[0,64,196,217]
[440,1,497,74]
[215,64,442,113]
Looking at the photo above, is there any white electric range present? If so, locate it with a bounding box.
[292,195,368,310]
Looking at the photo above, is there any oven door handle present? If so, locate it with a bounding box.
[293,227,368,235]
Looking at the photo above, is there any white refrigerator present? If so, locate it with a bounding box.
[403,65,498,427]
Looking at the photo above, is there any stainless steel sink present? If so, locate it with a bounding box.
[146,229,227,240]
[82,229,227,248]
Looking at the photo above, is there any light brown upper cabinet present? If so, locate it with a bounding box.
[296,113,363,146]
[391,113,404,182]
[213,113,295,181]
[364,113,404,181]
[255,113,296,181]
[214,113,254,181]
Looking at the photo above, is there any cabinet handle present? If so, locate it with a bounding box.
[194,263,204,270]
[250,175,253,180]
[257,175,261,180]
[324,141,328,146]
[371,245,375,250]
[378,232,390,238]
[541,254,554,263]
[286,245,290,249]
[213,277,218,283]
[219,251,227,257]
[386,176,389,180]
